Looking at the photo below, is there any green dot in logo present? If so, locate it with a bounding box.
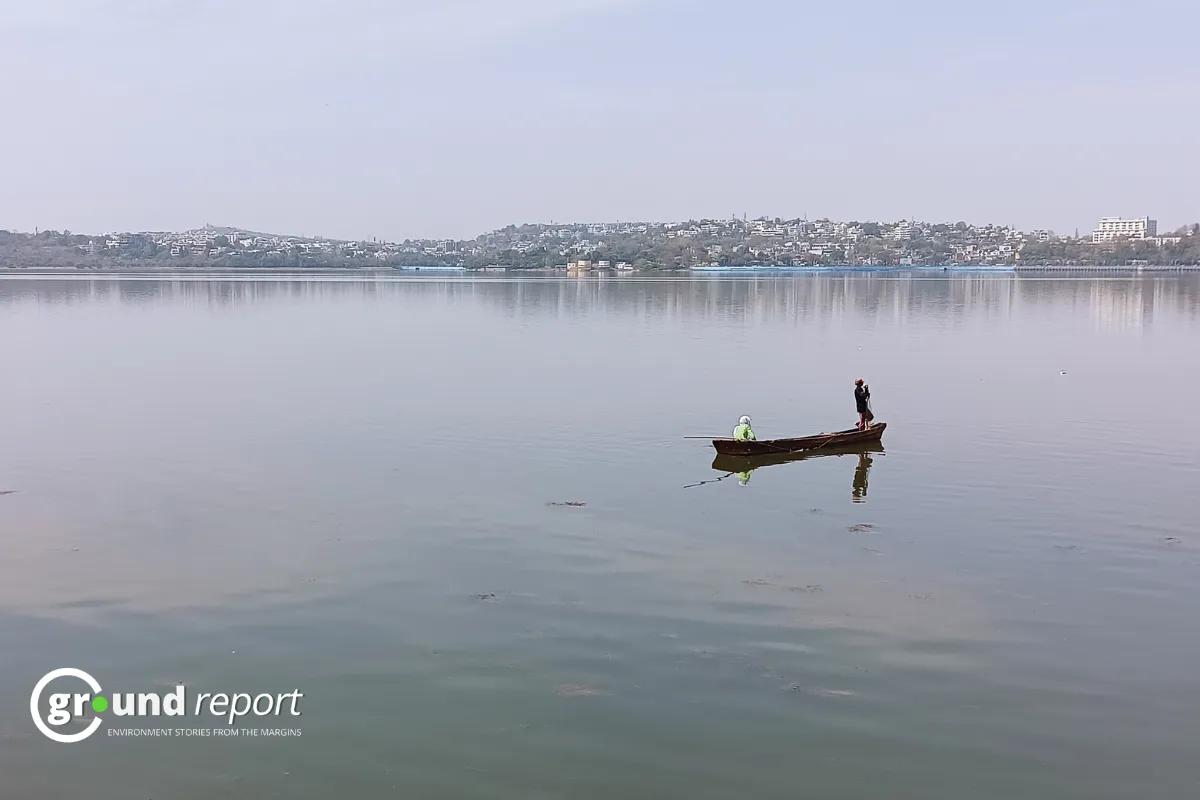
[91,696,108,713]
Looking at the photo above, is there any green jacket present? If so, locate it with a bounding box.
[733,423,756,441]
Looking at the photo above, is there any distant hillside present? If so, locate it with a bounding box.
[193,224,344,243]
[3,218,1198,269]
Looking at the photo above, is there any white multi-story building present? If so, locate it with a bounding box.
[1092,217,1157,243]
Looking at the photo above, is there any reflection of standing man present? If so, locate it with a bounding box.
[854,379,873,430]
[852,452,873,503]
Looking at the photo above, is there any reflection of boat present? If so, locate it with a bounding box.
[711,444,882,501]
[711,423,886,456]
[711,442,884,474]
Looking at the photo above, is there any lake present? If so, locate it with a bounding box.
[1,273,1198,799]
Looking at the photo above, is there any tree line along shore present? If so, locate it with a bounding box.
[3,219,1199,271]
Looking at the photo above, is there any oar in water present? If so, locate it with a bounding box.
[683,472,737,489]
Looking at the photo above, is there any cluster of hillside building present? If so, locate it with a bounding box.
[53,215,1191,269]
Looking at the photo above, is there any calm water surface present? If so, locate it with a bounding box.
[1,274,1198,798]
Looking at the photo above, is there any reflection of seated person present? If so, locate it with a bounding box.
[733,416,756,441]
[738,470,752,486]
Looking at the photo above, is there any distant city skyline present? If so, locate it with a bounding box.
[5,213,1190,242]
[8,215,1197,271]
[2,0,1196,241]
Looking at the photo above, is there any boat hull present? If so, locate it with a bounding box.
[712,422,886,456]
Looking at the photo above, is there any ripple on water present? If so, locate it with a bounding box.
[554,684,606,698]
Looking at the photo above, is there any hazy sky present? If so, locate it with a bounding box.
[1,0,1196,240]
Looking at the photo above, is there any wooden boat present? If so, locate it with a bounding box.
[711,422,886,457]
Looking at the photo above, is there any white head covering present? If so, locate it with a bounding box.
[739,416,751,425]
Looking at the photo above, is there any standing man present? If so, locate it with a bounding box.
[854,379,873,430]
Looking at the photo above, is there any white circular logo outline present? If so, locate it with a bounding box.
[30,668,104,743]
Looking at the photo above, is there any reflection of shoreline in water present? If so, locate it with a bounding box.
[0,273,1195,327]
[710,444,882,501]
